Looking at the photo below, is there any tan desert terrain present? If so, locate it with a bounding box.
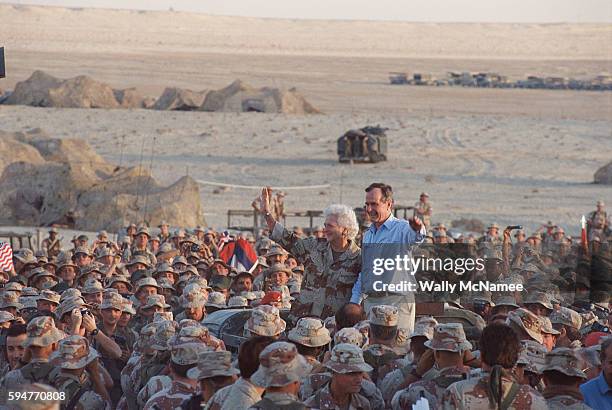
[0,4,611,234]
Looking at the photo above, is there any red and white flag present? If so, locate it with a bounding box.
[0,242,14,272]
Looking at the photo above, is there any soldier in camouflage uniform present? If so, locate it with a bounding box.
[144,341,209,409]
[304,343,373,410]
[182,350,240,409]
[440,323,547,410]
[261,188,361,323]
[362,305,406,386]
[549,306,583,348]
[287,317,331,367]
[0,317,64,403]
[50,335,108,409]
[391,323,473,410]
[124,227,157,266]
[244,305,286,338]
[413,192,433,231]
[174,289,207,322]
[542,348,592,409]
[250,341,310,409]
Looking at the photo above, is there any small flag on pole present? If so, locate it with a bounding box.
[0,242,14,272]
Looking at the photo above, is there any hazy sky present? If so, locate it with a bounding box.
[2,0,611,22]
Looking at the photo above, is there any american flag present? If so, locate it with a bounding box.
[0,242,14,272]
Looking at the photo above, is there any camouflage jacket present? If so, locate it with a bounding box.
[441,373,548,410]
[299,371,384,410]
[138,375,172,408]
[250,392,305,410]
[362,343,404,386]
[391,365,471,410]
[205,377,263,410]
[271,223,361,322]
[543,386,593,410]
[144,380,197,410]
[123,247,157,266]
[304,384,370,410]
[0,358,57,403]
[52,371,106,410]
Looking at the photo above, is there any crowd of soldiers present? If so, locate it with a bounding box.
[0,184,610,410]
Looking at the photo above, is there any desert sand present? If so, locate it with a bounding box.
[0,4,610,234]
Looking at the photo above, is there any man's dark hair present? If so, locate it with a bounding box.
[552,323,581,342]
[335,303,365,330]
[479,323,520,369]
[365,183,393,203]
[370,323,398,342]
[238,336,275,378]
[170,361,195,377]
[3,323,27,361]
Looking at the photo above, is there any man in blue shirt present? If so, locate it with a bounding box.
[350,183,425,334]
[581,336,612,409]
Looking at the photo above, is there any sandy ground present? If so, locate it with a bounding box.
[0,4,611,235]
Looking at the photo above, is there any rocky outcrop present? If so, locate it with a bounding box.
[594,161,612,184]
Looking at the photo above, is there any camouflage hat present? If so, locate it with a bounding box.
[517,340,547,374]
[251,341,311,388]
[521,263,541,273]
[487,223,500,230]
[100,291,124,310]
[21,287,39,297]
[121,298,136,315]
[265,246,288,259]
[523,291,553,310]
[227,295,249,308]
[170,341,210,365]
[326,343,374,374]
[3,282,24,293]
[37,290,60,305]
[492,293,519,308]
[244,305,286,337]
[172,255,189,266]
[266,263,292,277]
[157,278,175,291]
[28,267,56,282]
[57,335,99,369]
[126,255,151,268]
[187,350,240,380]
[95,246,115,259]
[256,256,269,269]
[81,278,104,294]
[23,316,64,347]
[210,275,231,290]
[288,317,332,347]
[0,311,16,324]
[550,307,582,330]
[55,297,88,320]
[334,327,365,347]
[135,277,161,293]
[181,291,207,309]
[19,296,38,310]
[73,246,93,256]
[472,290,495,306]
[107,275,133,292]
[153,311,174,322]
[368,305,399,327]
[150,320,178,351]
[206,292,227,309]
[155,262,176,275]
[136,226,150,237]
[60,288,82,301]
[424,323,472,352]
[542,347,586,379]
[410,316,438,340]
[143,294,171,310]
[506,308,543,343]
[0,292,23,309]
[540,316,560,335]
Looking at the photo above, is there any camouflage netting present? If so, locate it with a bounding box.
[594,160,612,184]
[0,128,204,231]
[200,79,320,114]
[4,70,148,109]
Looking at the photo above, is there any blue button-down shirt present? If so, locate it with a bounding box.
[580,372,612,410]
[350,214,424,303]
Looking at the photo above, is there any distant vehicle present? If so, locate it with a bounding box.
[389,72,409,84]
[0,231,35,250]
[337,125,388,164]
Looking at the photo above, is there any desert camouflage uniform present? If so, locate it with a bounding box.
[205,377,262,410]
[270,222,361,322]
[305,383,370,410]
[441,372,548,410]
[125,247,157,266]
[144,379,197,410]
[413,199,433,230]
[391,366,471,410]
[363,306,406,386]
[52,371,106,410]
[138,375,172,408]
[542,348,593,410]
[300,372,384,410]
